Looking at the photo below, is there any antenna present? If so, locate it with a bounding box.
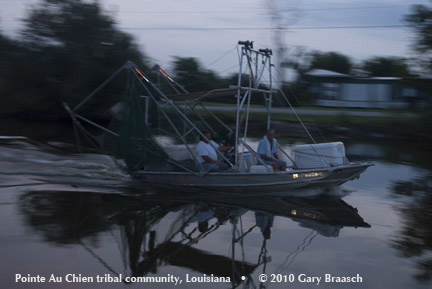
[238,40,253,49]
[259,48,273,56]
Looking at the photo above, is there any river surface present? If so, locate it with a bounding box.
[0,135,431,289]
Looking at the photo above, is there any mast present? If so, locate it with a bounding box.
[235,41,252,171]
[236,41,274,170]
[261,48,273,130]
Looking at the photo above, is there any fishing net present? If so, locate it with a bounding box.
[73,67,202,172]
[114,71,168,171]
[96,69,189,172]
[69,62,236,173]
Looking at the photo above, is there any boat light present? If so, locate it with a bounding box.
[135,68,150,83]
[159,68,175,83]
[293,172,325,179]
[301,171,325,178]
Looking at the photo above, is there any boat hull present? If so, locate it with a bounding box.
[131,162,373,193]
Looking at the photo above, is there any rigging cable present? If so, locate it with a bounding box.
[121,25,408,31]
[113,5,410,14]
[203,46,238,70]
[275,83,317,144]
[275,229,319,274]
[272,65,329,143]
[266,63,332,166]
[182,46,238,88]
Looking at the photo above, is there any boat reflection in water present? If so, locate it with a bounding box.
[19,187,370,287]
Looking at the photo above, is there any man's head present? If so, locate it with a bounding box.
[265,128,275,141]
[200,131,212,143]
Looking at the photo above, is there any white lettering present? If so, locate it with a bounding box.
[65,274,93,283]
[124,274,182,285]
[49,274,62,282]
[297,274,321,285]
[186,274,231,283]
[15,274,46,283]
[96,274,122,283]
[325,274,363,283]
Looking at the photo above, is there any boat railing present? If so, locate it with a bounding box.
[277,143,297,169]
[238,140,272,170]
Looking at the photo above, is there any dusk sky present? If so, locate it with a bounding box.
[1,0,430,77]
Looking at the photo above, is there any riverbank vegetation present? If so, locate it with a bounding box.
[0,0,431,144]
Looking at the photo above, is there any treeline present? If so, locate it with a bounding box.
[0,0,431,120]
[0,0,149,119]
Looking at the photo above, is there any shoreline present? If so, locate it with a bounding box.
[1,111,431,146]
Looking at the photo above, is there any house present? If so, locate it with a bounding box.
[305,69,419,109]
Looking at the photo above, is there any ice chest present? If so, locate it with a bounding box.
[293,142,346,169]
[249,165,273,173]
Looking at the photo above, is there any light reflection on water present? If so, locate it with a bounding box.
[0,136,431,289]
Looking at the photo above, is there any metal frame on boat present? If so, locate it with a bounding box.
[63,41,373,192]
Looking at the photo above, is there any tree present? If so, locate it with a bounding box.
[171,57,223,92]
[2,0,148,117]
[0,33,16,92]
[362,57,412,77]
[309,51,352,74]
[391,175,432,283]
[405,3,432,115]
[0,31,36,116]
[405,3,432,74]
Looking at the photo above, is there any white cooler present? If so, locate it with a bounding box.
[293,142,346,169]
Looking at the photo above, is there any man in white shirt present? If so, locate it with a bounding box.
[257,128,286,171]
[196,131,232,171]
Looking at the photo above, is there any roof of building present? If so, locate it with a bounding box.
[305,69,350,78]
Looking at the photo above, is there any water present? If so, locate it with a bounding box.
[0,136,431,289]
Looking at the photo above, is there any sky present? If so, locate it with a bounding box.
[1,0,431,78]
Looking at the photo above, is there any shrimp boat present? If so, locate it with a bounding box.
[63,40,373,192]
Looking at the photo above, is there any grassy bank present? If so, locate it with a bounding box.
[2,105,430,146]
[204,108,431,144]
